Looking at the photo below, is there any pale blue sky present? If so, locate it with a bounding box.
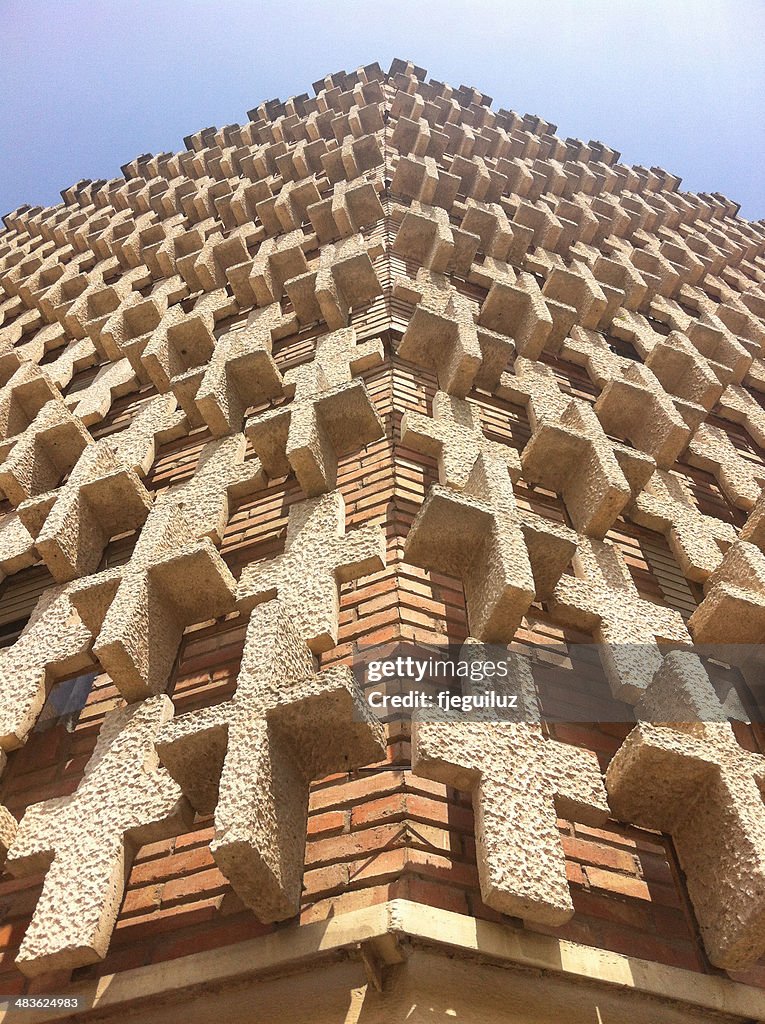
[1,0,763,220]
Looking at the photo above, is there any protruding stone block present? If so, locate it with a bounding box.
[413,643,609,924]
[405,449,575,641]
[498,358,653,536]
[237,490,385,652]
[550,536,691,702]
[689,541,765,643]
[6,695,188,976]
[72,435,263,698]
[246,328,384,496]
[156,600,385,920]
[196,303,292,436]
[285,233,383,329]
[628,468,736,582]
[478,271,553,359]
[607,652,765,970]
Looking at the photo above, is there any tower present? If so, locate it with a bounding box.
[0,58,764,1022]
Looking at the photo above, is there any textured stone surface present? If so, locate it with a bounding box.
[413,643,609,924]
[285,233,383,328]
[628,468,737,582]
[401,390,520,489]
[563,328,695,469]
[550,536,691,702]
[157,599,385,920]
[6,695,188,976]
[143,288,237,425]
[0,581,96,748]
[0,509,36,583]
[405,447,575,641]
[396,269,511,395]
[498,357,654,536]
[72,435,262,698]
[237,490,385,652]
[688,540,765,643]
[66,356,139,426]
[0,398,91,507]
[246,327,384,496]
[687,422,765,511]
[196,303,291,435]
[607,652,765,970]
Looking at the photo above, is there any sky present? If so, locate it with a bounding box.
[1,0,763,222]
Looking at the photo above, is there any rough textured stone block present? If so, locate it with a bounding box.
[237,490,385,652]
[688,541,765,643]
[196,303,291,436]
[413,643,608,924]
[405,448,575,641]
[246,327,384,496]
[156,600,385,920]
[6,695,188,976]
[628,468,736,582]
[72,435,262,698]
[550,536,691,702]
[498,358,653,537]
[607,652,765,970]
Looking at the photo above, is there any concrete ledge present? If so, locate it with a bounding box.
[2,901,763,1023]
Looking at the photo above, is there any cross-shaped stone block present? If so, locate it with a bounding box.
[249,229,313,306]
[156,599,385,920]
[478,270,553,361]
[285,233,383,329]
[649,294,750,386]
[540,262,608,351]
[498,358,654,537]
[0,581,96,750]
[688,540,765,643]
[196,303,293,436]
[395,269,512,395]
[0,399,92,508]
[64,265,147,360]
[628,468,737,582]
[65,356,139,426]
[245,327,384,496]
[412,642,609,924]
[107,393,188,476]
[405,448,576,641]
[0,364,61,457]
[71,435,263,699]
[550,535,691,702]
[5,695,189,976]
[459,199,514,262]
[687,422,765,511]
[143,288,237,425]
[607,652,765,969]
[393,202,479,276]
[237,489,385,652]
[717,384,765,449]
[307,177,384,244]
[100,275,188,380]
[611,310,723,410]
[400,390,520,489]
[564,327,694,468]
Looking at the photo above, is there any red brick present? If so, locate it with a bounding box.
[585,867,651,902]
[160,867,230,908]
[562,837,637,874]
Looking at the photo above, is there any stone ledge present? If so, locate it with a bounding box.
[5,900,762,1023]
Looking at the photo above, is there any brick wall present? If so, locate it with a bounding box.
[2,300,764,993]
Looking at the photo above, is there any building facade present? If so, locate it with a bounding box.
[0,58,764,1022]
